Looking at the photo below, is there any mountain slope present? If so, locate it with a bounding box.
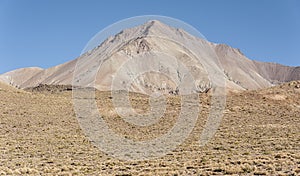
[0,67,43,88]
[253,61,300,84]
[20,60,77,88]
[213,44,272,90]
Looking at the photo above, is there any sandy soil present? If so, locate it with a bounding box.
[0,81,299,175]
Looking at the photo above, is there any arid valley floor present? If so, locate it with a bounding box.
[0,81,299,175]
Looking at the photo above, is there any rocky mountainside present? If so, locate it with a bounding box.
[253,61,300,84]
[0,67,43,88]
[0,20,299,94]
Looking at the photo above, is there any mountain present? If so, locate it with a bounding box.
[1,20,299,94]
[253,61,300,84]
[0,67,43,88]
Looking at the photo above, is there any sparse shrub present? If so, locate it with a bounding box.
[241,163,255,173]
[225,166,243,174]
[253,170,268,175]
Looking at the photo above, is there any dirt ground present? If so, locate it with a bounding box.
[0,81,299,175]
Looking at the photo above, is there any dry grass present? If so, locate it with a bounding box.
[0,81,299,175]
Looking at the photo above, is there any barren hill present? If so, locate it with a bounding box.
[0,20,299,93]
[0,67,43,88]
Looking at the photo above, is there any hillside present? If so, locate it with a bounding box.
[0,81,299,175]
[0,67,43,88]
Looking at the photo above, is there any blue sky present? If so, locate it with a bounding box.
[0,0,299,74]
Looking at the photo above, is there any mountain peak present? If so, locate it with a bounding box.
[144,20,165,27]
[140,20,172,36]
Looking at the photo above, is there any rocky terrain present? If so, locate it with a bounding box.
[0,81,299,175]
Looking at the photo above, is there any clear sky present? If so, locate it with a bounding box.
[0,0,299,74]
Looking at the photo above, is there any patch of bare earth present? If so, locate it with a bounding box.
[0,81,299,175]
